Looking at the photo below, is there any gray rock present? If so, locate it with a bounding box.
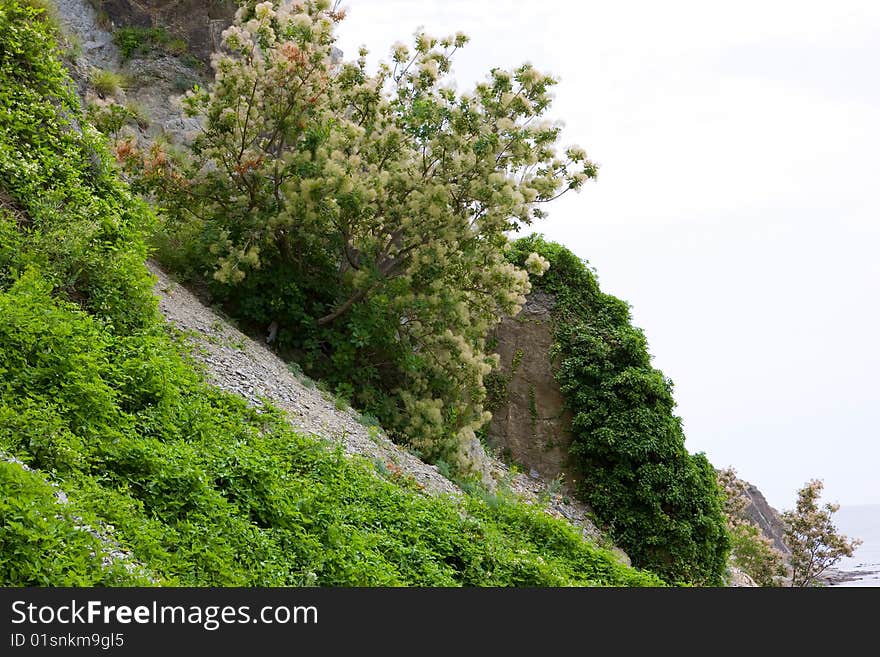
[56,0,121,71]
[740,481,791,555]
[727,566,758,587]
[485,290,579,491]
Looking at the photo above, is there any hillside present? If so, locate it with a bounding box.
[149,260,611,541]
[5,0,811,588]
[0,0,660,587]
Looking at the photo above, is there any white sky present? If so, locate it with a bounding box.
[336,0,880,509]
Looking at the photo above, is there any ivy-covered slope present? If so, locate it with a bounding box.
[0,0,661,587]
[508,236,730,585]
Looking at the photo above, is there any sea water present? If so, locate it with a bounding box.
[828,504,880,587]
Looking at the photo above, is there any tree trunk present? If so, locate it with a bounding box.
[316,288,367,326]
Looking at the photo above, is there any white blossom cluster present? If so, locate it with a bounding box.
[524,252,550,277]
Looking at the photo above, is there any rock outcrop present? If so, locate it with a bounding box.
[56,0,120,69]
[97,0,237,63]
[740,479,790,555]
[57,0,203,147]
[486,290,790,583]
[485,291,579,493]
[727,566,758,587]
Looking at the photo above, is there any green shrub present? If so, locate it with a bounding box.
[86,101,132,138]
[507,236,730,585]
[90,68,126,96]
[166,37,188,56]
[125,100,150,129]
[0,460,148,585]
[113,26,187,61]
[0,0,158,331]
[18,0,60,31]
[728,522,786,586]
[114,26,153,60]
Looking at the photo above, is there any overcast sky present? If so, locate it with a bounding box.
[336,0,880,509]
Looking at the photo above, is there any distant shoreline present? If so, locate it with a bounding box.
[821,566,880,587]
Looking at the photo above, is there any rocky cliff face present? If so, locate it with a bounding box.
[739,479,790,555]
[56,0,206,149]
[97,0,237,63]
[486,291,580,493]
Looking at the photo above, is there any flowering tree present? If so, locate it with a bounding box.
[138,0,595,468]
[782,479,861,587]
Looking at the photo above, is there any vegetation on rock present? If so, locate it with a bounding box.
[113,25,188,61]
[118,0,735,586]
[506,236,730,585]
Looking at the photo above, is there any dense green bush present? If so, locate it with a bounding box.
[507,236,729,585]
[0,0,661,587]
[0,0,157,331]
[0,460,149,585]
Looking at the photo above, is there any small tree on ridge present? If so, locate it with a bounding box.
[782,479,861,587]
